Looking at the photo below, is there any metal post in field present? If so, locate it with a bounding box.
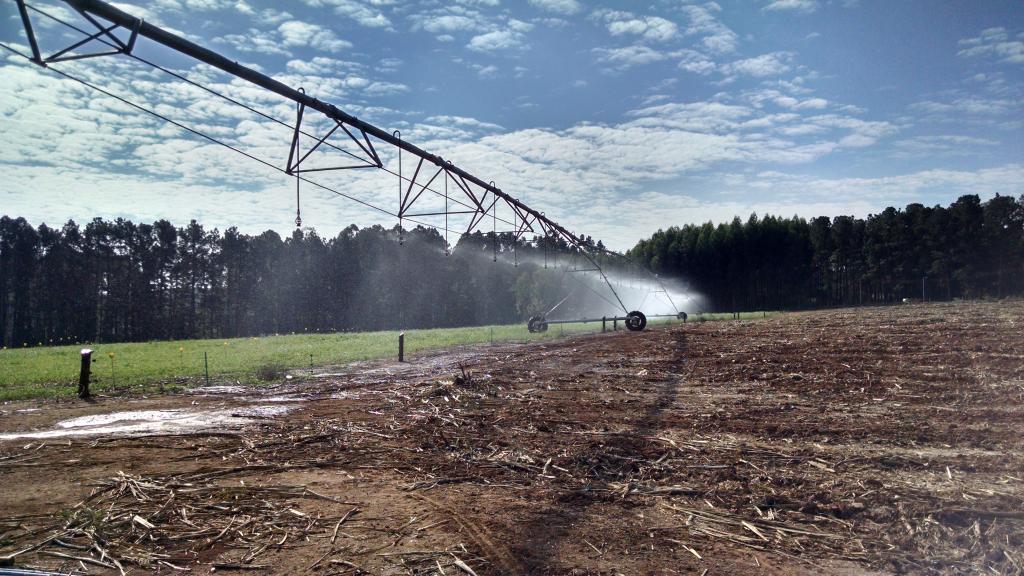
[204,351,210,386]
[602,316,606,333]
[398,332,405,362]
[78,348,92,399]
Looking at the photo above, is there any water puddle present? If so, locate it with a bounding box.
[0,405,293,440]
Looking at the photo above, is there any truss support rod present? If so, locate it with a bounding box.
[58,0,589,251]
[15,0,42,63]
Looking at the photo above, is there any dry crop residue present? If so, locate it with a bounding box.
[1,301,1021,575]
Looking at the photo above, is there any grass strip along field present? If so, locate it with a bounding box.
[0,312,773,401]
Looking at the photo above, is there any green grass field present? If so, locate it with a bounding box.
[0,312,775,401]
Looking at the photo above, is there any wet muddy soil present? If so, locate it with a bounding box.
[1,301,1021,575]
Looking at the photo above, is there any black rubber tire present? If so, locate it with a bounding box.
[677,311,688,321]
[528,316,549,333]
[625,310,647,331]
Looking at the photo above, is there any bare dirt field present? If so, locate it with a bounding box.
[1,301,1022,575]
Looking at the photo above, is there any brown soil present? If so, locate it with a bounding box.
[1,301,1022,575]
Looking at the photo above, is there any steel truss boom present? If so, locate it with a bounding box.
[11,0,686,316]
[31,1,587,244]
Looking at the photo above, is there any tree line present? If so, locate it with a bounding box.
[2,194,1021,347]
[0,216,606,347]
[628,194,1024,312]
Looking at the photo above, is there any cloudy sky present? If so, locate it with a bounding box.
[1,0,1021,250]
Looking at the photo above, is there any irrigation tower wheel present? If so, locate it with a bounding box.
[625,311,647,331]
[528,316,549,333]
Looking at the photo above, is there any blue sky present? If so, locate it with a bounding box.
[1,0,1021,249]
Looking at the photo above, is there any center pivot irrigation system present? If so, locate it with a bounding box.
[7,0,689,332]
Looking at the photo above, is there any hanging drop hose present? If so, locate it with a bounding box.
[295,173,301,227]
[294,89,303,227]
[394,130,403,244]
[490,180,497,262]
[545,287,578,317]
[444,165,449,255]
[513,209,518,267]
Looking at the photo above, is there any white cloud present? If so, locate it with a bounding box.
[747,165,1024,204]
[527,0,582,15]
[721,52,793,77]
[958,27,1024,64]
[409,4,532,52]
[285,56,362,75]
[594,45,671,68]
[219,30,293,56]
[680,4,739,54]
[364,81,408,96]
[748,90,828,111]
[416,14,481,34]
[892,135,1000,157]
[278,20,352,53]
[910,97,1018,116]
[425,115,504,133]
[476,64,499,78]
[378,58,402,73]
[678,50,716,75]
[776,96,828,110]
[221,20,353,55]
[467,29,528,52]
[509,19,535,33]
[595,10,679,42]
[534,17,570,28]
[762,0,818,14]
[318,0,392,29]
[255,8,292,25]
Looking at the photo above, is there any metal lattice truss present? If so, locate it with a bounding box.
[282,97,584,250]
[11,0,685,317]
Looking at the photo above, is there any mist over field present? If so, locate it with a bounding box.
[0,214,705,347]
